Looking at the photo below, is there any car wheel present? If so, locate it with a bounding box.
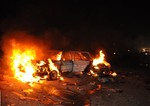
[48,70,58,80]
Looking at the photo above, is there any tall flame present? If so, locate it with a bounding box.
[10,49,40,82]
[48,59,61,78]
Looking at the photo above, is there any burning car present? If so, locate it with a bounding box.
[34,50,93,80]
[34,50,114,80]
[10,46,115,82]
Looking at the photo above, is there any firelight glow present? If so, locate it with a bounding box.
[10,49,40,82]
[92,50,110,67]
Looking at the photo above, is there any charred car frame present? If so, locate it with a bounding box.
[34,50,111,80]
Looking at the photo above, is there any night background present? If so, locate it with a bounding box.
[1,1,150,106]
[0,0,150,67]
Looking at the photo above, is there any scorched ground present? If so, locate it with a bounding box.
[0,43,150,105]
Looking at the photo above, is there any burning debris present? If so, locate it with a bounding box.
[9,47,117,84]
[0,46,120,106]
[1,32,149,106]
[1,31,117,84]
[92,50,110,67]
[0,32,64,85]
[10,48,41,83]
[88,50,117,79]
[10,48,63,83]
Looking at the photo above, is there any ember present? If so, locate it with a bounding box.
[23,89,34,94]
[110,72,117,77]
[59,76,64,81]
[87,70,98,77]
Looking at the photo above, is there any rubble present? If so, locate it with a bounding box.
[12,92,38,101]
[0,46,150,106]
[105,88,123,93]
[1,68,150,106]
[23,89,33,94]
[98,75,117,83]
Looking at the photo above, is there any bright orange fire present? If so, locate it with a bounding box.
[10,46,63,83]
[10,49,40,82]
[10,49,63,82]
[88,50,112,76]
[48,58,60,77]
[48,59,63,80]
[56,51,62,60]
[92,50,110,67]
[87,70,98,77]
[91,50,117,77]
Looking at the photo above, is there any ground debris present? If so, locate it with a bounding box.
[7,104,15,106]
[12,91,38,101]
[40,98,54,105]
[104,88,123,93]
[87,84,102,95]
[23,89,33,94]
[98,76,117,83]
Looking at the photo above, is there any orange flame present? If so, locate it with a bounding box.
[92,50,110,67]
[48,58,62,78]
[10,49,40,82]
[89,70,98,77]
[110,72,117,77]
[59,76,64,81]
[56,51,62,60]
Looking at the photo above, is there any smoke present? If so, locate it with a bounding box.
[41,30,71,50]
[2,30,71,56]
[0,30,71,75]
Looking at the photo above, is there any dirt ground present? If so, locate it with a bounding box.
[0,67,150,106]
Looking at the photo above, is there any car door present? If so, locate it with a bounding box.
[59,52,73,72]
[72,52,90,72]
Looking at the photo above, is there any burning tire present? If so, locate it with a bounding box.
[48,70,58,80]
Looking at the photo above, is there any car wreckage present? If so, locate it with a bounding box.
[33,50,111,80]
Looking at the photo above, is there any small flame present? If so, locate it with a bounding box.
[92,50,110,67]
[36,61,46,66]
[59,76,64,81]
[23,89,34,94]
[88,70,98,77]
[110,72,117,77]
[48,58,61,78]
[56,51,62,60]
[94,66,99,70]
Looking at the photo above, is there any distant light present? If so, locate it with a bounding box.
[113,52,116,55]
[142,48,146,52]
[127,49,130,52]
[145,53,148,55]
[111,72,117,77]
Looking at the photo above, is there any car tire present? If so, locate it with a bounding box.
[48,70,58,80]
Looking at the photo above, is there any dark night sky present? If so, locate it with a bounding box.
[0,1,150,51]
